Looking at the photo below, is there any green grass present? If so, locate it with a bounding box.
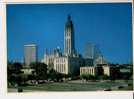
[9,80,133,91]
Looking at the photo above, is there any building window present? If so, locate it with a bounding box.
[58,65,59,72]
[90,69,91,74]
[64,65,65,72]
[61,64,62,72]
[60,64,61,72]
[56,64,57,71]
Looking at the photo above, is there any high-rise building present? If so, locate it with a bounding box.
[64,15,75,56]
[94,45,102,59]
[24,44,37,66]
[84,42,108,66]
[84,42,94,59]
[84,42,103,60]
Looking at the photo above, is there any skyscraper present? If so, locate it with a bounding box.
[84,43,102,60]
[24,44,37,66]
[84,42,94,59]
[64,15,75,56]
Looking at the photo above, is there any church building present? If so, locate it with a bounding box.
[42,15,83,75]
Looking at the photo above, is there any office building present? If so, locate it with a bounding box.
[24,44,37,66]
[84,42,94,59]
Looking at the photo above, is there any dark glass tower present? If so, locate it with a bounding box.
[64,15,75,56]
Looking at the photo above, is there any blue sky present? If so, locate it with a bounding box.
[7,3,132,64]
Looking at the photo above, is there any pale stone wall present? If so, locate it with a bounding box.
[80,67,97,76]
[54,57,69,74]
[103,66,110,76]
[21,68,35,75]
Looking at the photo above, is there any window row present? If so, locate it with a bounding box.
[56,58,66,63]
[55,64,66,73]
[81,68,95,75]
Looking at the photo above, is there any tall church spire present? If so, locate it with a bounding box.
[64,15,75,56]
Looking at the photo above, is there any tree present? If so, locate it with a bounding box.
[98,75,109,80]
[30,62,47,81]
[80,74,96,81]
[20,74,28,85]
[47,69,65,82]
[48,69,57,81]
[80,74,88,80]
[7,62,23,86]
[56,72,64,82]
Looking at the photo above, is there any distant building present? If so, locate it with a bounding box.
[84,58,94,66]
[24,44,37,66]
[84,42,94,59]
[21,68,35,75]
[102,65,120,77]
[41,47,62,70]
[80,66,98,76]
[43,54,55,70]
[102,65,110,76]
[80,66,103,76]
[84,42,107,66]
[80,64,120,77]
[120,68,131,73]
[41,50,55,70]
[94,55,107,66]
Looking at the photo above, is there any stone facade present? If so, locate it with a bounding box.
[102,66,110,76]
[54,57,68,74]
[80,66,97,76]
[64,15,76,56]
[54,56,83,75]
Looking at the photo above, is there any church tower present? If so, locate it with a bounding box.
[64,15,75,56]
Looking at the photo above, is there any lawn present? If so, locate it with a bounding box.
[8,80,133,92]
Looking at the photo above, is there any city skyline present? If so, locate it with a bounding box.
[7,3,132,64]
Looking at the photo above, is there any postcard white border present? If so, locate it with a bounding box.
[0,0,133,99]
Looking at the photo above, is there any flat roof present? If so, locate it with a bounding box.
[24,44,36,47]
